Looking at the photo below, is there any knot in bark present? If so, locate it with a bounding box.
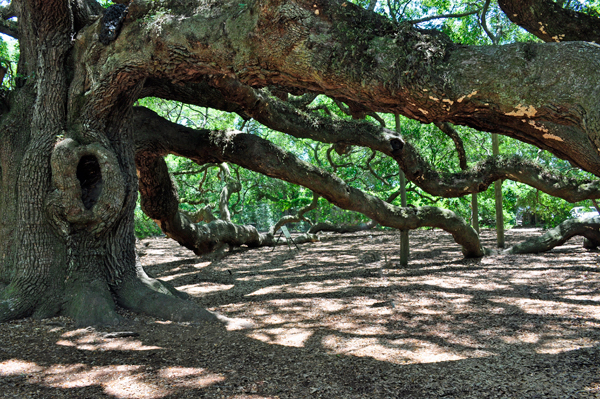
[48,138,125,236]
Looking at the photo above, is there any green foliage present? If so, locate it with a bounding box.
[134,204,162,238]
[0,34,19,89]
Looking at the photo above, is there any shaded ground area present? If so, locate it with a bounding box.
[1,228,599,398]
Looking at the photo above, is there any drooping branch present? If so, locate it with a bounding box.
[133,107,485,257]
[143,78,600,205]
[407,9,480,25]
[0,4,18,39]
[135,151,273,255]
[480,0,499,44]
[270,192,319,235]
[219,180,241,222]
[502,216,600,254]
[209,81,600,203]
[308,220,378,234]
[498,0,600,43]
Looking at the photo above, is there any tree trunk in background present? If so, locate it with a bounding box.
[492,134,505,248]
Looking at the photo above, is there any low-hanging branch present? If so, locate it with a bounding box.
[142,78,600,204]
[270,192,319,236]
[502,216,600,254]
[308,220,378,234]
[133,107,485,257]
[435,122,468,170]
[0,4,18,39]
[136,152,274,255]
[407,9,481,25]
[208,80,600,203]
[135,106,600,257]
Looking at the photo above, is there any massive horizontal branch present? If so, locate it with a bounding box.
[133,107,484,257]
[77,0,600,176]
[142,79,600,203]
[498,0,600,43]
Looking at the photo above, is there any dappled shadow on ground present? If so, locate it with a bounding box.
[1,229,599,398]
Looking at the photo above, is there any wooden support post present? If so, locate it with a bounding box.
[395,114,409,266]
[492,133,504,248]
[399,170,409,266]
[471,193,479,234]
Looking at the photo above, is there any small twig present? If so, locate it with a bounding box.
[480,0,498,44]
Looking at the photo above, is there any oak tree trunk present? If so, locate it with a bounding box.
[0,1,224,326]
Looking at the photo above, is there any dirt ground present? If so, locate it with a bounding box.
[0,228,599,398]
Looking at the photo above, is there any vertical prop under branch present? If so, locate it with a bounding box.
[492,133,504,248]
[395,114,409,266]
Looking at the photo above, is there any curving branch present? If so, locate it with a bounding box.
[0,4,17,39]
[408,9,480,25]
[212,81,600,203]
[143,78,600,205]
[219,180,241,222]
[270,192,319,235]
[480,0,499,44]
[309,219,377,234]
[76,0,600,177]
[133,107,485,257]
[502,216,600,254]
[435,122,468,170]
[498,0,600,43]
[135,151,274,255]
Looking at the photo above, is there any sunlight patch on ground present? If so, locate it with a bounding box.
[248,327,313,347]
[536,338,600,354]
[178,283,235,296]
[0,359,43,375]
[488,297,600,318]
[321,335,469,364]
[246,280,353,296]
[1,360,226,398]
[56,329,163,351]
[158,270,200,282]
[158,367,225,388]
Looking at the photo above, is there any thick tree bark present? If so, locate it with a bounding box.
[503,217,600,254]
[1,1,227,326]
[133,107,485,257]
[498,0,600,43]
[97,0,600,177]
[0,0,75,323]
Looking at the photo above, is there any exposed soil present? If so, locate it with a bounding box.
[1,228,599,398]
